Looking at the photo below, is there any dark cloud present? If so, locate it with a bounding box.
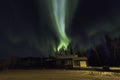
[69,0,120,49]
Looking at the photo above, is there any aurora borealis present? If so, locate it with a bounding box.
[49,0,70,51]
[48,0,79,51]
[0,0,120,58]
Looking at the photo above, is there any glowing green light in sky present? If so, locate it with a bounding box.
[50,0,70,51]
[48,0,78,51]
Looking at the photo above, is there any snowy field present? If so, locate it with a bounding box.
[0,70,120,80]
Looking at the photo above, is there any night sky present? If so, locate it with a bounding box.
[0,0,120,58]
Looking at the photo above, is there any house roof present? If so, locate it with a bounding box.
[56,55,78,59]
[73,57,88,61]
[56,55,87,60]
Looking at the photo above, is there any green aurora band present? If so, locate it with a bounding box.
[48,0,78,51]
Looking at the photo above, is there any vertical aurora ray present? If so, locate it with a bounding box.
[50,0,70,51]
[48,0,78,51]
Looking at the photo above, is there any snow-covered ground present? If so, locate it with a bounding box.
[0,70,119,80]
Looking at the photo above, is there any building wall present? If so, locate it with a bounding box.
[73,60,87,68]
[80,61,87,67]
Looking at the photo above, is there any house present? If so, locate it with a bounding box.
[55,55,88,68]
[55,55,77,68]
[73,57,88,68]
